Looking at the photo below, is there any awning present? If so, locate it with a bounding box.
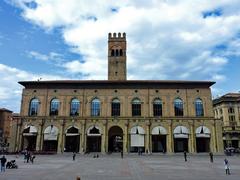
[196,126,210,138]
[23,125,37,134]
[151,126,167,135]
[130,126,145,135]
[44,125,58,140]
[173,126,189,139]
[131,134,145,147]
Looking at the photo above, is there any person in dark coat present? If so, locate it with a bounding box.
[0,155,7,172]
[184,151,187,162]
[73,152,76,161]
[121,150,123,159]
[209,152,213,163]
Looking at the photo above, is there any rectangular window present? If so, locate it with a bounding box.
[112,103,120,116]
[132,104,141,116]
[228,107,234,114]
[153,104,162,116]
[174,103,183,116]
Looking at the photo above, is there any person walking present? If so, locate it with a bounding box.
[0,155,7,172]
[121,150,123,159]
[184,151,187,162]
[209,152,213,163]
[73,152,76,161]
[224,158,231,175]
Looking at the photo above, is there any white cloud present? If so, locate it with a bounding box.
[0,63,67,112]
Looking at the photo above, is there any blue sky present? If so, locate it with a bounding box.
[0,0,240,112]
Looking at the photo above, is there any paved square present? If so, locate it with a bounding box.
[1,154,240,180]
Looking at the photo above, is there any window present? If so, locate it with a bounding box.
[29,98,39,116]
[195,98,204,117]
[153,98,162,116]
[112,98,120,116]
[50,98,60,116]
[70,98,80,116]
[174,98,183,116]
[111,49,114,56]
[229,115,235,122]
[91,98,100,116]
[228,107,234,114]
[120,49,123,56]
[132,98,141,116]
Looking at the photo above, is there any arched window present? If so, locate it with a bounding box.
[174,98,183,116]
[153,98,162,116]
[70,98,80,116]
[50,98,60,116]
[116,49,119,56]
[29,98,39,116]
[120,49,123,56]
[91,98,100,116]
[111,49,114,56]
[112,98,120,116]
[195,98,204,117]
[132,98,141,116]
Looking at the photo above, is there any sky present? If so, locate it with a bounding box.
[0,0,240,113]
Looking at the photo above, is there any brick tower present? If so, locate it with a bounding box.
[108,32,127,80]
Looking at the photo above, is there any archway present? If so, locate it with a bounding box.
[151,126,167,153]
[196,126,210,152]
[130,126,145,153]
[86,126,101,152]
[43,125,58,152]
[108,126,123,152]
[22,125,37,151]
[65,126,80,152]
[173,126,189,152]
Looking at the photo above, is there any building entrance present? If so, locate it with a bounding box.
[65,127,80,152]
[108,126,123,152]
[86,126,102,152]
[22,125,37,151]
[152,135,166,152]
[196,138,210,152]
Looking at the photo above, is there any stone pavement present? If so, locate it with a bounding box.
[0,153,240,180]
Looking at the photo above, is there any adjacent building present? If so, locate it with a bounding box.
[14,33,223,154]
[213,93,240,149]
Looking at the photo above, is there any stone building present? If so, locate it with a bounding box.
[213,93,240,149]
[0,108,13,151]
[15,33,223,154]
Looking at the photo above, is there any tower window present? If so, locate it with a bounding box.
[111,49,114,56]
[116,49,119,56]
[120,49,123,56]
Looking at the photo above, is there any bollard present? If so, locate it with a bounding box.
[76,176,81,180]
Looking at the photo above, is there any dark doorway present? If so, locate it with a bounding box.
[152,135,166,152]
[22,136,37,151]
[65,127,80,152]
[87,136,101,152]
[196,138,210,152]
[108,126,123,152]
[43,140,58,152]
[232,140,239,148]
[174,138,188,152]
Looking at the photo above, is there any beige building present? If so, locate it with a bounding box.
[14,33,223,154]
[213,93,240,149]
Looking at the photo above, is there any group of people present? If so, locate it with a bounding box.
[23,150,35,164]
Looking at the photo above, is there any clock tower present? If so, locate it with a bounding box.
[108,32,127,80]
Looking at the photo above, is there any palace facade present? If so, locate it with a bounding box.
[14,33,223,153]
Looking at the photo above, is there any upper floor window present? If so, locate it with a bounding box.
[228,107,234,114]
[153,98,162,116]
[29,98,40,116]
[174,98,183,116]
[112,98,120,116]
[70,98,80,116]
[91,98,100,116]
[195,98,204,117]
[132,98,141,116]
[50,98,60,116]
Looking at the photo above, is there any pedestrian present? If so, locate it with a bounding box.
[209,152,213,163]
[26,152,30,163]
[31,154,36,164]
[121,150,123,159]
[73,152,76,161]
[184,151,187,162]
[0,155,7,172]
[224,158,231,175]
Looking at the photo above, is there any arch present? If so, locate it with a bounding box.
[29,98,40,116]
[130,126,145,134]
[195,126,210,138]
[151,126,167,135]
[132,98,141,104]
[22,125,38,151]
[173,125,189,152]
[65,126,80,152]
[108,126,123,152]
[153,98,162,104]
[65,126,80,134]
[87,125,102,135]
[112,98,120,103]
[173,126,189,138]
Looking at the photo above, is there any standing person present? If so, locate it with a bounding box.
[26,152,30,163]
[224,158,231,175]
[73,152,76,161]
[0,155,7,172]
[184,151,187,162]
[121,150,123,159]
[209,152,213,163]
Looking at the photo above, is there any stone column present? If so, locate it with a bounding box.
[167,120,173,153]
[189,121,195,153]
[36,120,43,151]
[101,120,107,153]
[80,120,85,153]
[145,120,151,153]
[57,120,65,153]
[211,120,217,153]
[124,120,129,153]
